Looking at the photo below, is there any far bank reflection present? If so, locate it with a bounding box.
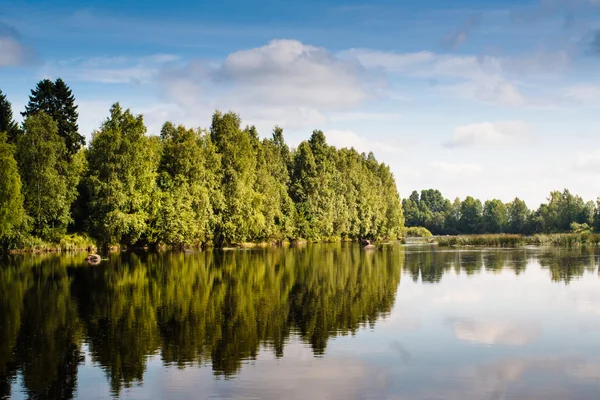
[404,246,599,284]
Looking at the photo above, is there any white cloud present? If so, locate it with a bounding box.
[154,39,387,132]
[46,54,181,84]
[339,47,573,107]
[164,39,376,109]
[324,129,402,155]
[446,120,532,147]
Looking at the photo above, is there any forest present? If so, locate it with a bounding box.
[403,188,600,236]
[0,80,404,251]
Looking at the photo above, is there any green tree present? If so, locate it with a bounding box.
[0,133,27,248]
[0,89,19,143]
[22,79,84,157]
[17,113,72,239]
[593,197,600,232]
[506,197,530,234]
[152,122,218,246]
[402,191,422,227]
[210,111,261,245]
[86,103,160,246]
[482,199,507,233]
[459,196,482,234]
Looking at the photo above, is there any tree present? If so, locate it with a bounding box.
[0,133,27,248]
[593,197,600,232]
[506,198,530,234]
[151,122,218,246]
[402,191,422,227]
[210,111,260,245]
[86,103,160,246]
[459,196,482,234]
[482,199,507,233]
[17,113,71,239]
[22,79,84,157]
[0,90,19,143]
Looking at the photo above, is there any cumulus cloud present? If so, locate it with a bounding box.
[445,121,532,147]
[448,317,540,345]
[0,21,36,67]
[154,39,386,131]
[324,129,402,155]
[161,40,378,109]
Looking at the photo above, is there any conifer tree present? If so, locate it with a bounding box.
[0,89,19,143]
[22,79,83,157]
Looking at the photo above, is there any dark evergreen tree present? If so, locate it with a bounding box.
[22,79,83,157]
[0,89,19,143]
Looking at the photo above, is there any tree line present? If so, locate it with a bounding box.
[0,81,404,250]
[403,188,600,235]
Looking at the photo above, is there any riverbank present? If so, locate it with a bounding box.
[7,234,98,254]
[435,233,600,247]
[4,235,370,254]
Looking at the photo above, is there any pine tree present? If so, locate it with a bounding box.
[22,79,83,157]
[0,89,19,143]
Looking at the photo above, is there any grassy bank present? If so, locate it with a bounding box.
[8,234,97,254]
[435,233,600,248]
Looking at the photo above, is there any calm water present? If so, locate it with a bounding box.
[1,243,600,399]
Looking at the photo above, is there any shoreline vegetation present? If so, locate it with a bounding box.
[434,233,600,248]
[4,80,600,255]
[1,80,404,254]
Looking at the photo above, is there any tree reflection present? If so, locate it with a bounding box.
[537,247,597,284]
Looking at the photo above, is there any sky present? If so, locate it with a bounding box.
[2,0,600,207]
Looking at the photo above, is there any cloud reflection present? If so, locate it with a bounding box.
[448,317,540,345]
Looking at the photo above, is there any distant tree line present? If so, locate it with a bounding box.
[0,80,404,250]
[403,188,599,235]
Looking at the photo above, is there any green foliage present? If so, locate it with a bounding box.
[151,122,219,246]
[22,79,83,157]
[403,226,433,237]
[404,188,600,236]
[0,89,19,143]
[291,135,402,241]
[570,222,591,234]
[0,133,28,249]
[86,103,161,246]
[17,113,73,240]
[436,233,600,248]
[506,197,530,234]
[459,196,482,234]
[482,199,507,233]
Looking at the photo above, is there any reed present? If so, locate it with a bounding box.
[435,233,600,248]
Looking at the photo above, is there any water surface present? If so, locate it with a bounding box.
[1,244,600,399]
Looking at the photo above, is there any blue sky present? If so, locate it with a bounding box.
[2,0,600,207]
